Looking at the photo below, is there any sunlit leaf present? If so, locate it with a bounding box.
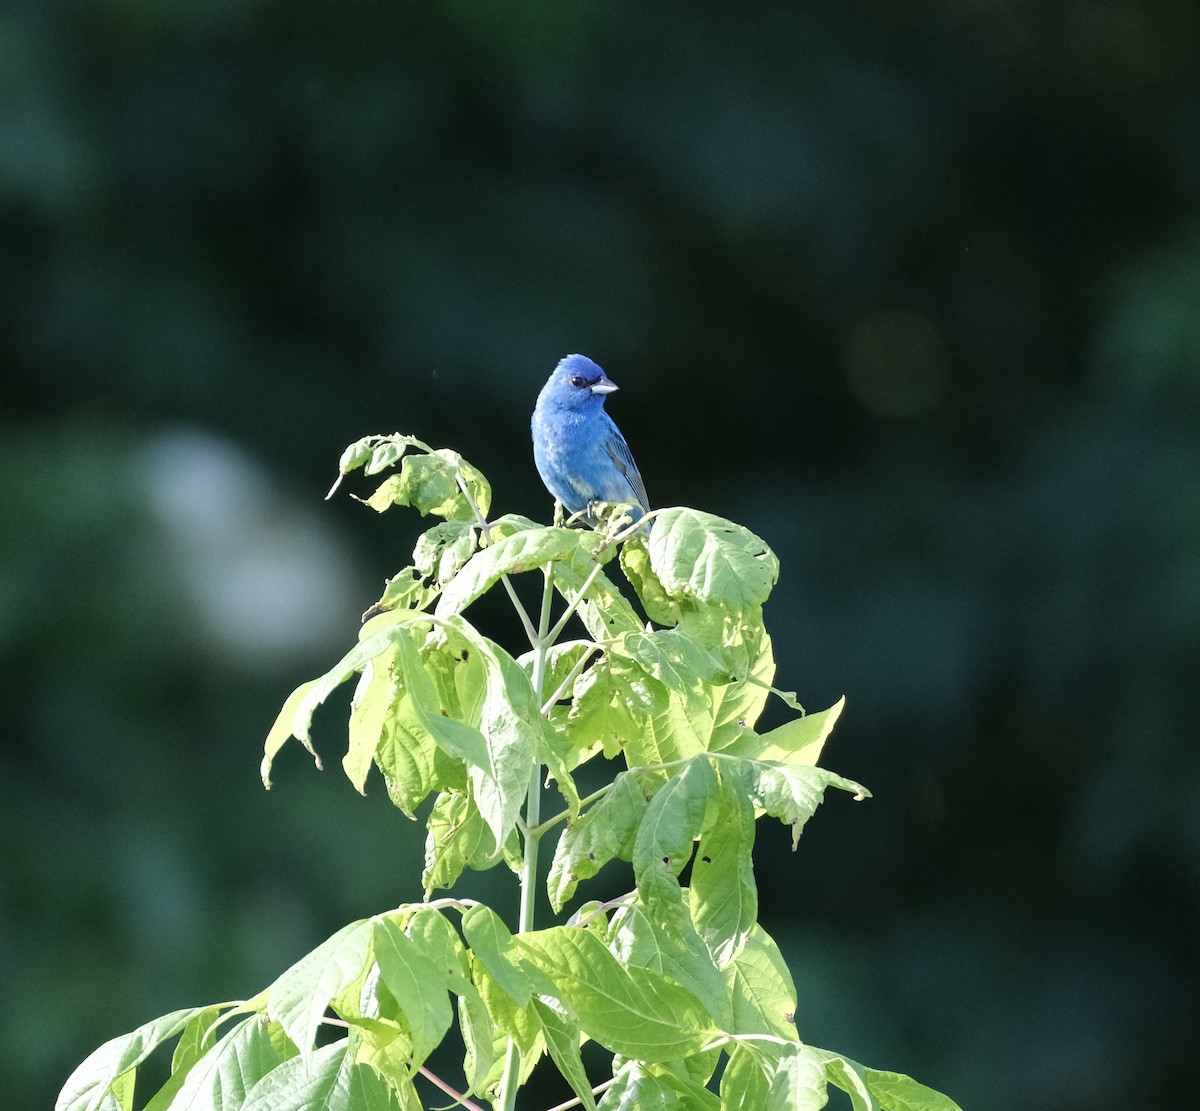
[412,520,479,583]
[371,918,453,1068]
[435,526,596,618]
[343,650,398,794]
[766,1043,829,1110]
[608,901,730,1030]
[374,693,443,818]
[689,768,757,966]
[462,905,533,1006]
[56,1008,211,1111]
[169,1004,239,1076]
[361,449,490,521]
[719,1044,771,1110]
[647,509,778,612]
[240,1040,402,1110]
[547,772,648,910]
[813,1051,965,1111]
[152,1017,282,1110]
[422,790,496,894]
[533,998,597,1111]
[725,924,799,1040]
[265,919,374,1061]
[516,927,719,1061]
[718,697,846,765]
[632,757,719,899]
[736,759,869,850]
[619,538,681,627]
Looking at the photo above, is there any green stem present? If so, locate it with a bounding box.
[498,561,557,1111]
[539,643,600,715]
[545,559,605,645]
[530,780,616,838]
[455,472,538,643]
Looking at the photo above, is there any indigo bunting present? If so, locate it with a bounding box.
[531,354,649,525]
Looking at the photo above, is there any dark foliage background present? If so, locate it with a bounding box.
[4,2,1198,1108]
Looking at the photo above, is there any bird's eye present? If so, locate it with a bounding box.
[569,375,587,388]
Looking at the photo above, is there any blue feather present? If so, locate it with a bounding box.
[531,354,649,525]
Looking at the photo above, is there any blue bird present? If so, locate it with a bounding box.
[531,354,649,526]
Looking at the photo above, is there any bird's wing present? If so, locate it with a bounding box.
[604,430,650,511]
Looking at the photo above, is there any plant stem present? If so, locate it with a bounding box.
[498,561,557,1111]
[455,471,538,643]
[545,559,605,644]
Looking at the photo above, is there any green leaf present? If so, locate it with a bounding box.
[608,901,730,1030]
[262,619,419,787]
[151,1017,283,1110]
[435,526,598,618]
[343,649,398,794]
[422,790,497,894]
[265,918,374,1060]
[56,1007,211,1111]
[719,697,846,765]
[725,924,799,1040]
[360,449,490,521]
[338,435,414,479]
[816,1051,878,1111]
[109,1070,135,1111]
[462,904,533,1006]
[457,985,496,1096]
[363,438,413,476]
[568,657,663,759]
[521,639,595,702]
[169,1004,238,1076]
[516,926,719,1061]
[536,712,583,816]
[632,757,719,901]
[547,772,648,911]
[719,1044,771,1110]
[551,544,643,641]
[371,918,453,1068]
[620,628,728,682]
[444,621,540,854]
[697,619,775,748]
[369,568,438,616]
[619,537,681,626]
[689,768,757,966]
[391,626,491,772]
[471,958,543,1058]
[646,1063,724,1109]
[622,681,712,773]
[811,1053,964,1111]
[868,1070,965,1111]
[533,998,597,1111]
[412,520,479,583]
[374,693,443,818]
[405,907,469,983]
[597,1060,716,1110]
[736,759,870,850]
[766,1043,830,1110]
[240,1040,402,1110]
[647,509,778,612]
[614,629,726,719]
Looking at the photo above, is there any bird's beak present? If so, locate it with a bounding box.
[590,376,619,396]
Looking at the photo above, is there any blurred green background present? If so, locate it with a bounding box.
[4,2,1198,1108]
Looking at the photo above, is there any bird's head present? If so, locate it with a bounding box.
[538,354,619,413]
